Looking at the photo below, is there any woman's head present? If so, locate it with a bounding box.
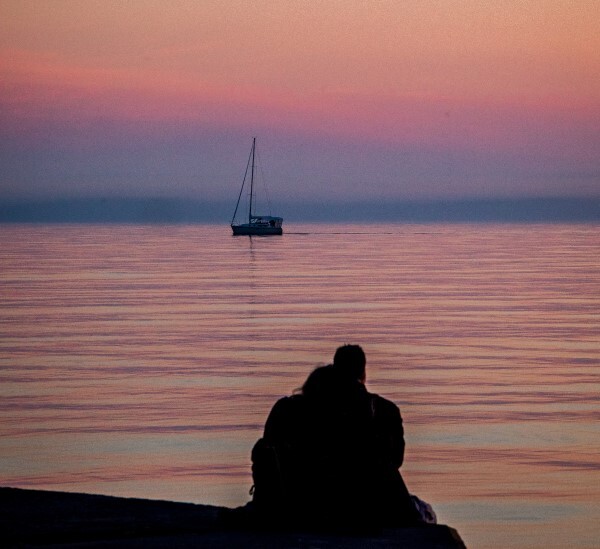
[301,365,338,400]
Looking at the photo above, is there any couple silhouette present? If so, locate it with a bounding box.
[235,345,434,532]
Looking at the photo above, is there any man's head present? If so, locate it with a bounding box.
[333,344,366,383]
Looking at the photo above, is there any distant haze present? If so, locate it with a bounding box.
[2,197,598,224]
[1,1,599,217]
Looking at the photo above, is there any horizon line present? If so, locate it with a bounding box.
[1,196,598,223]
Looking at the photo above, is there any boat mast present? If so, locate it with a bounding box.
[249,137,256,224]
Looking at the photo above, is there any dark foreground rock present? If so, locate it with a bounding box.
[1,487,466,548]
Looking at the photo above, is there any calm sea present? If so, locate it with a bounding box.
[1,223,598,548]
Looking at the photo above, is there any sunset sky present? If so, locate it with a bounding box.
[1,1,599,213]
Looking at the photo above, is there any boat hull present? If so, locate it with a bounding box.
[231,224,283,236]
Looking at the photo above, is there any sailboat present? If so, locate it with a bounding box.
[231,138,283,236]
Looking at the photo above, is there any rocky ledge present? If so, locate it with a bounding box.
[1,487,466,548]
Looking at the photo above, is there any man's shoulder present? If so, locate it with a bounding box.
[368,392,401,417]
[368,391,398,407]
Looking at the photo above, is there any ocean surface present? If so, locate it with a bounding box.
[1,223,598,548]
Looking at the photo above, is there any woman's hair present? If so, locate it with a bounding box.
[300,363,363,405]
[301,365,337,400]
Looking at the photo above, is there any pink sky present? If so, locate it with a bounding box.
[1,0,599,203]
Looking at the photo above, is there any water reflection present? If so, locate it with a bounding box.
[0,223,598,549]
